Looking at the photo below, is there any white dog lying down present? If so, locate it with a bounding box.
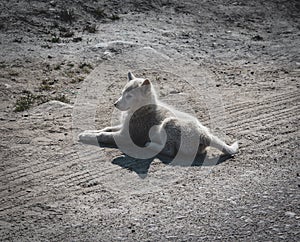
[79,72,238,159]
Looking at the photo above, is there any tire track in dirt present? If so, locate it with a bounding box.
[226,90,297,106]
[194,91,298,125]
[239,124,298,150]
[52,166,118,188]
[0,151,78,185]
[0,185,83,214]
[227,92,298,120]
[0,147,122,214]
[226,90,299,127]
[225,91,298,116]
[227,106,298,132]
[223,90,299,154]
[0,149,74,178]
[50,148,123,188]
[199,95,298,125]
[0,151,80,212]
[256,133,297,150]
[0,164,119,214]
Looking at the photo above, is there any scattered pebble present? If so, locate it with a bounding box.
[285,211,296,217]
[252,35,264,41]
[72,37,82,42]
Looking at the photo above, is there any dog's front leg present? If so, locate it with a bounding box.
[100,125,122,132]
[81,125,121,134]
[96,131,119,145]
[79,130,119,146]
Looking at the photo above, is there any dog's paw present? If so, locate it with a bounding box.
[228,141,239,155]
[78,131,100,145]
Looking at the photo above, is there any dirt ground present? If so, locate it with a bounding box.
[0,0,299,241]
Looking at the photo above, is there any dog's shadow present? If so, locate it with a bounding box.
[111,151,234,179]
[82,142,234,178]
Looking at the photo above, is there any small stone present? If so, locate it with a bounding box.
[72,37,82,42]
[252,35,263,41]
[285,211,296,217]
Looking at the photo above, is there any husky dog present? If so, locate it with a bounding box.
[79,72,238,159]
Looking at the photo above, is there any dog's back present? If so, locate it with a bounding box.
[122,99,211,157]
[125,104,173,147]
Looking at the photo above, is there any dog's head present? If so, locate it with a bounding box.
[114,72,154,111]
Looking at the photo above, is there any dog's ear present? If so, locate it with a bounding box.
[128,72,135,81]
[141,79,151,93]
[141,79,150,86]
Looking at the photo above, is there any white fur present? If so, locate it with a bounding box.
[79,72,239,157]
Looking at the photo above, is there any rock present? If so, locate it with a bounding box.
[91,41,137,53]
[252,35,264,41]
[72,37,82,42]
[4,83,11,88]
[32,101,73,113]
[285,211,296,217]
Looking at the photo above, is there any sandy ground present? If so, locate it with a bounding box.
[0,0,299,241]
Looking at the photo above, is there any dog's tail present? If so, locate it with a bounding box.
[210,135,239,155]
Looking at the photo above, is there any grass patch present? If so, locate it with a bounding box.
[91,7,120,21]
[54,94,70,103]
[93,7,107,19]
[71,76,85,83]
[9,71,19,76]
[78,62,93,74]
[83,24,97,33]
[50,36,61,43]
[53,64,61,70]
[39,84,52,91]
[14,89,70,112]
[59,8,75,23]
[39,79,57,91]
[60,31,74,38]
[109,14,120,21]
[72,37,82,42]
[79,62,93,69]
[14,91,35,112]
[52,22,59,29]
[65,70,76,78]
